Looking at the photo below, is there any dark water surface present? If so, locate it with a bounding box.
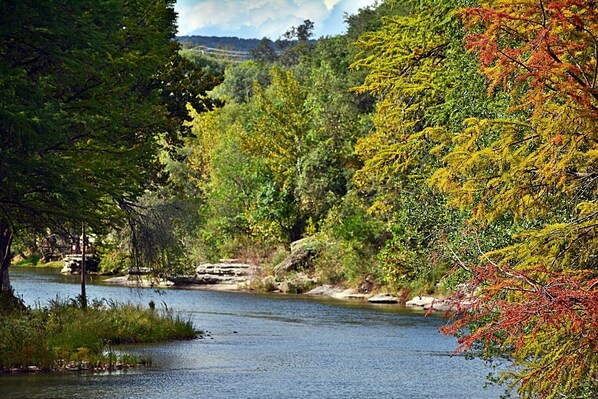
[1,267,505,398]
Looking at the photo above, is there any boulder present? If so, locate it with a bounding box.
[194,262,259,287]
[367,293,399,304]
[60,254,100,274]
[406,295,453,312]
[405,296,436,307]
[274,237,320,275]
[306,284,342,296]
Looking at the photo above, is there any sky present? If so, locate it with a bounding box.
[175,0,380,39]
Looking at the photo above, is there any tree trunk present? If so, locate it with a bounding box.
[0,221,13,293]
[80,224,87,309]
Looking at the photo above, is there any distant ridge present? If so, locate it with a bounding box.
[177,35,261,52]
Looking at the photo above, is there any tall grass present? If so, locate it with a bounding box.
[0,296,199,372]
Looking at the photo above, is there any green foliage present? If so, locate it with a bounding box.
[0,0,218,293]
[12,255,41,267]
[349,0,493,290]
[179,48,227,76]
[211,61,271,103]
[426,2,598,398]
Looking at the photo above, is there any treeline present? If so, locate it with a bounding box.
[178,35,262,52]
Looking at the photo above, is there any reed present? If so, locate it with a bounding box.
[0,296,199,372]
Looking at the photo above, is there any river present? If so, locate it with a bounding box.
[0,267,507,398]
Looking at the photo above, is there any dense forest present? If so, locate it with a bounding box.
[1,0,596,397]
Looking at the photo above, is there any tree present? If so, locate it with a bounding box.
[276,19,315,66]
[249,37,279,64]
[349,0,507,289]
[211,61,271,104]
[242,67,310,241]
[430,1,598,397]
[0,0,215,298]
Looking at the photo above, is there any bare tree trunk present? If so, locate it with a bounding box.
[0,221,13,293]
[80,224,87,309]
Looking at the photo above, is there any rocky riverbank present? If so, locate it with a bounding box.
[103,238,466,312]
[104,266,459,312]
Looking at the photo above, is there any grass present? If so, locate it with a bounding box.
[11,256,63,269]
[0,295,199,372]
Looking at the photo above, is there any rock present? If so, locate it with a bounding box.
[367,293,398,304]
[194,262,259,288]
[306,284,341,296]
[405,296,436,307]
[406,295,453,312]
[27,366,40,372]
[332,288,363,300]
[103,275,174,288]
[274,237,320,275]
[274,273,316,294]
[424,301,452,312]
[60,254,100,274]
[306,285,368,300]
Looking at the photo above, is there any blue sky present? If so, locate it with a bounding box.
[175,0,380,39]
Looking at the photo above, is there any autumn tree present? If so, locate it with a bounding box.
[431,1,598,397]
[350,0,508,288]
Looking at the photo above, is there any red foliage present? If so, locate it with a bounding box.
[461,1,598,117]
[441,264,598,354]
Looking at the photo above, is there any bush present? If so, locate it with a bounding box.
[313,237,382,287]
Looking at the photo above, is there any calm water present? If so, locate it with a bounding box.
[1,267,506,399]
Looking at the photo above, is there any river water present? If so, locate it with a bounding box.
[1,267,506,398]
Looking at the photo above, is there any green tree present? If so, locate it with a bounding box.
[276,19,315,67]
[211,61,271,104]
[0,0,214,298]
[249,37,278,64]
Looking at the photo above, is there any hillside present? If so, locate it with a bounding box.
[177,35,261,52]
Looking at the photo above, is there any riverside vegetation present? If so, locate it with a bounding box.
[1,0,596,398]
[0,296,197,372]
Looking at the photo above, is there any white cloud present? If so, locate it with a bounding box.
[175,0,378,38]
[323,0,342,11]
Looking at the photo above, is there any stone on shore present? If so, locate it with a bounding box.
[306,285,373,300]
[194,262,258,287]
[367,293,398,304]
[274,237,320,275]
[103,275,174,288]
[405,295,452,312]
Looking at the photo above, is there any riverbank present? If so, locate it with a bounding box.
[103,268,458,313]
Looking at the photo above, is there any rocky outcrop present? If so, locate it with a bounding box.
[103,275,174,288]
[104,261,260,290]
[367,293,399,304]
[273,237,320,275]
[405,295,452,312]
[193,262,259,287]
[305,285,369,300]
